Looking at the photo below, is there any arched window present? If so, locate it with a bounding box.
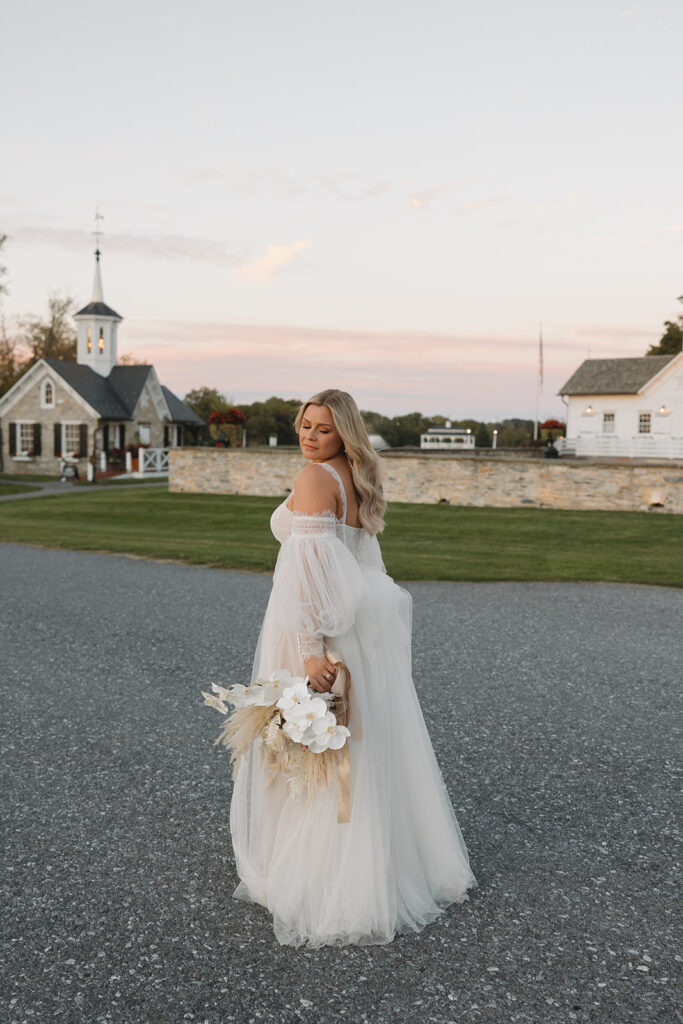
[41,378,55,408]
[87,326,92,353]
[98,327,105,353]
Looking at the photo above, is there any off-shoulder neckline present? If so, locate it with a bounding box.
[287,459,364,530]
[282,498,365,531]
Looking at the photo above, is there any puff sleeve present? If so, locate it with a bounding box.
[268,511,367,659]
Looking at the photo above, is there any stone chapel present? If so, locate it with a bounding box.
[0,250,203,475]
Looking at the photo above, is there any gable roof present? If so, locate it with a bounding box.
[40,359,204,424]
[108,365,154,417]
[161,385,205,425]
[44,359,130,418]
[558,355,677,395]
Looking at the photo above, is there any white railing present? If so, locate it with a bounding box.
[139,447,169,475]
[557,435,683,459]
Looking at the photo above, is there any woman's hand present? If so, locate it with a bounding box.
[305,655,338,693]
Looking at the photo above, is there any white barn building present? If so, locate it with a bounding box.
[558,353,683,458]
[420,421,474,451]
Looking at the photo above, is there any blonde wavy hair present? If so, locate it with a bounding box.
[294,389,386,535]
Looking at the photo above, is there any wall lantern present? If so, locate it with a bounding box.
[657,405,670,416]
[583,405,594,416]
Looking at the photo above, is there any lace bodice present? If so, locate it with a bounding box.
[270,462,382,570]
[268,462,385,661]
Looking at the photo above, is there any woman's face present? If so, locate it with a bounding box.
[299,404,343,462]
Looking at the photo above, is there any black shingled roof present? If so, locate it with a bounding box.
[558,355,676,395]
[108,365,153,417]
[74,300,122,320]
[44,359,129,418]
[43,360,203,424]
[161,386,205,425]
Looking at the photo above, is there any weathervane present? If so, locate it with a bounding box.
[93,206,104,259]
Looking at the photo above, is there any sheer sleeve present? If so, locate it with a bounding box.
[269,511,367,661]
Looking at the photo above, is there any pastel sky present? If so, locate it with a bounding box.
[2,0,682,419]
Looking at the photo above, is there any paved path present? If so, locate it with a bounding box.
[0,479,168,502]
[1,543,680,1024]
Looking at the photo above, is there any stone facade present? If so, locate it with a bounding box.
[0,360,198,476]
[128,378,173,449]
[169,448,683,514]
[0,370,97,476]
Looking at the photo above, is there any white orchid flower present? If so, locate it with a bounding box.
[201,691,228,714]
[286,697,328,728]
[268,669,300,686]
[211,682,233,702]
[306,714,351,753]
[243,682,273,707]
[224,683,249,707]
[282,718,314,744]
[276,682,310,712]
[261,670,303,704]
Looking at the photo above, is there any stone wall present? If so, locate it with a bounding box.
[169,448,683,514]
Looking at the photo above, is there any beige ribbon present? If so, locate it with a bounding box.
[335,746,351,824]
[325,650,361,823]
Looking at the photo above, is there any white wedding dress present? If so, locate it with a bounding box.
[229,461,477,947]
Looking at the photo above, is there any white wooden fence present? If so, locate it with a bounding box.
[138,448,169,475]
[555,436,683,459]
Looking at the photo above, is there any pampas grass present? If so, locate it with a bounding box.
[215,704,345,807]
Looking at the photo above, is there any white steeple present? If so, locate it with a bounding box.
[73,249,123,377]
[92,248,104,302]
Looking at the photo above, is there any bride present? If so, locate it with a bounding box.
[229,388,477,947]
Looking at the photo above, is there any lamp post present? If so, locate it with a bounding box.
[492,429,498,450]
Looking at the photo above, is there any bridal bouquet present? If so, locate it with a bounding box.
[201,658,354,822]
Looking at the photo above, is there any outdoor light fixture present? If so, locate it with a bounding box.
[658,405,670,416]
[584,405,594,415]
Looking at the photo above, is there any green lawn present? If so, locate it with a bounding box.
[0,489,680,586]
[73,476,169,486]
[0,482,42,497]
[0,473,59,483]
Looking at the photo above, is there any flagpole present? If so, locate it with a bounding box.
[534,322,543,441]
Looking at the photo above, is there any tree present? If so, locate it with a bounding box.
[237,397,301,446]
[16,292,77,363]
[0,233,8,299]
[209,408,247,446]
[474,422,491,447]
[0,292,78,398]
[0,324,22,397]
[360,409,391,436]
[496,424,531,447]
[373,411,435,447]
[646,314,682,356]
[183,387,231,424]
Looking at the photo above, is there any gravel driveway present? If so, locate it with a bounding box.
[1,543,680,1024]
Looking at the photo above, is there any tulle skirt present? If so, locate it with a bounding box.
[229,568,478,947]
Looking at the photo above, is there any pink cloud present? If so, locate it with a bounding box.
[238,239,312,281]
[120,317,644,418]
